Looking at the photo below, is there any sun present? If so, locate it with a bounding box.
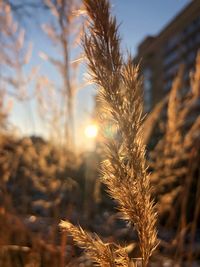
[84,124,98,139]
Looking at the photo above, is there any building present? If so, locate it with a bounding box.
[135,0,200,112]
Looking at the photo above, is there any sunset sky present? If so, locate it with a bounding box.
[10,0,190,149]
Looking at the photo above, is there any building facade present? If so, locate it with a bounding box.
[135,0,200,112]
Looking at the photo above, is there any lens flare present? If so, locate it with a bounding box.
[84,124,98,138]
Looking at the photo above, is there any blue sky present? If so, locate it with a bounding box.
[9,0,190,148]
[111,0,189,54]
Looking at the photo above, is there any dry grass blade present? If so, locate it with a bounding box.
[59,220,131,267]
[83,0,158,266]
[190,50,200,99]
[163,65,184,158]
[59,0,158,266]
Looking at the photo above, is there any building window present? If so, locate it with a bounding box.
[165,62,179,78]
[164,80,172,91]
[187,51,196,64]
[163,50,179,67]
[164,33,181,53]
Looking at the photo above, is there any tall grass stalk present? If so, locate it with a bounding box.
[60,0,158,266]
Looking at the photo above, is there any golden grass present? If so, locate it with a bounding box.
[60,0,158,266]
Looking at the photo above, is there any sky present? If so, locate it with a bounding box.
[111,0,190,54]
[9,0,190,149]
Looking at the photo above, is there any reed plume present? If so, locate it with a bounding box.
[148,51,200,264]
[190,50,200,99]
[164,66,184,155]
[60,220,131,267]
[60,0,158,266]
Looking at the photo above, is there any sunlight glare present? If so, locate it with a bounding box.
[84,124,98,139]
